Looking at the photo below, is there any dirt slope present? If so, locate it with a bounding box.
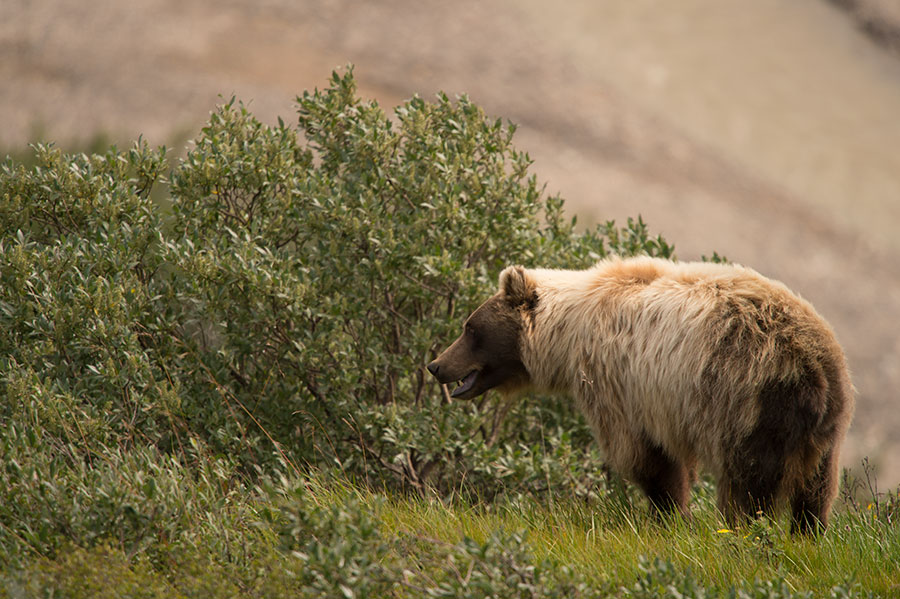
[2,0,899,484]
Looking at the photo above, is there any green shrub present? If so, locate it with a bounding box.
[0,67,676,567]
[163,68,673,495]
[0,143,173,454]
[410,531,607,599]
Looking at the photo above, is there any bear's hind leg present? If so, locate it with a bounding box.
[718,423,786,525]
[631,437,691,520]
[790,446,839,534]
[716,470,781,526]
[719,375,827,525]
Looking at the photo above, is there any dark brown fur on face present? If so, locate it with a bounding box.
[427,268,537,399]
[426,295,531,400]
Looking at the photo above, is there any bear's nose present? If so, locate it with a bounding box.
[426,361,440,377]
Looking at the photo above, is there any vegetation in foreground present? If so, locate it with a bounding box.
[3,468,899,598]
[1,67,897,597]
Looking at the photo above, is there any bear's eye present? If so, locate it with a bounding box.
[465,324,478,342]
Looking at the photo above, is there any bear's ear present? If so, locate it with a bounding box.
[499,265,537,309]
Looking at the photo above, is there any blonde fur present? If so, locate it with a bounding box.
[508,256,854,525]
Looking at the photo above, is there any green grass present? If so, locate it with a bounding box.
[355,477,900,596]
[2,461,897,598]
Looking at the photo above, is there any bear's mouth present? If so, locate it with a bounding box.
[451,370,479,398]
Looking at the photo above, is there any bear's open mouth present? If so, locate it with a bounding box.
[451,370,479,398]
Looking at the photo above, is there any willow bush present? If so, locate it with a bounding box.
[0,68,675,564]
[163,68,673,496]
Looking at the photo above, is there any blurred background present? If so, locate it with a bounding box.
[3,0,899,486]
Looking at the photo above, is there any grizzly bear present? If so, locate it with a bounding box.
[427,256,854,532]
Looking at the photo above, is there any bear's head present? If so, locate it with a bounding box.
[426,266,536,399]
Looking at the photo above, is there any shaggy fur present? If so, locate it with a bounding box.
[428,256,854,532]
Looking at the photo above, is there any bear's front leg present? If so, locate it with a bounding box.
[630,436,692,520]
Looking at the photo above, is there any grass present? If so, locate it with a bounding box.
[1,453,897,597]
[360,477,900,596]
[240,471,899,597]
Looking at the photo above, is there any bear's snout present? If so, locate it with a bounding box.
[426,358,457,385]
[426,358,463,387]
[426,361,440,378]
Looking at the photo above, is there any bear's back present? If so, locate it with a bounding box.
[565,257,849,469]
